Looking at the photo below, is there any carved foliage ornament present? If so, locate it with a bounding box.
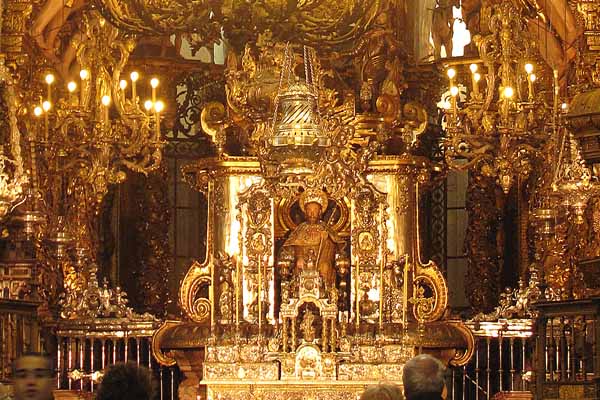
[219,41,382,200]
[0,58,27,219]
[96,0,382,50]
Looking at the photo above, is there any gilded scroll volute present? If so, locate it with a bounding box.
[179,158,263,325]
[446,320,476,367]
[179,259,212,323]
[151,320,182,366]
[412,260,449,323]
[179,169,214,323]
[412,177,448,323]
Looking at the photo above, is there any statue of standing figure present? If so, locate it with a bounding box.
[431,0,459,59]
[278,189,347,292]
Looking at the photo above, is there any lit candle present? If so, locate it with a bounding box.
[119,80,127,101]
[528,73,536,101]
[144,100,153,112]
[154,100,164,138]
[448,68,459,119]
[450,85,459,117]
[42,100,51,142]
[33,105,43,141]
[524,63,534,102]
[101,95,111,125]
[79,69,89,106]
[150,77,159,103]
[501,86,514,119]
[67,81,77,105]
[553,69,559,115]
[130,71,139,102]
[447,67,456,87]
[45,73,54,105]
[469,64,479,98]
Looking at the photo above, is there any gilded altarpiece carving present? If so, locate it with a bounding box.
[464,172,502,312]
[155,155,470,400]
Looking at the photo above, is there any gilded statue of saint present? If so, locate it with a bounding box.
[281,189,346,290]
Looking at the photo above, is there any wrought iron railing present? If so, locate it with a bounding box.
[533,298,600,400]
[0,299,42,382]
[56,323,180,400]
[450,319,534,400]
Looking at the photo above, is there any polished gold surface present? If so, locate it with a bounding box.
[163,149,470,399]
[100,1,468,395]
[442,1,547,195]
[0,57,26,220]
[96,0,383,50]
[5,0,600,399]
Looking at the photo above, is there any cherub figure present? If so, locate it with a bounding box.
[29,0,87,78]
[431,0,459,59]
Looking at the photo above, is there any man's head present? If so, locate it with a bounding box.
[402,354,447,400]
[96,362,153,400]
[361,383,404,400]
[299,188,328,224]
[12,353,54,400]
[304,202,323,224]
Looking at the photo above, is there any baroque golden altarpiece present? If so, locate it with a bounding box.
[151,36,472,400]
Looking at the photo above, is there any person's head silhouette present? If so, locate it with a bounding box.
[13,353,54,400]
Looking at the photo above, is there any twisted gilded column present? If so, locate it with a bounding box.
[464,172,502,312]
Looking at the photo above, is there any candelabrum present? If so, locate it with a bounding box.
[22,12,166,317]
[0,57,27,220]
[442,1,548,194]
[29,12,164,208]
[527,118,600,299]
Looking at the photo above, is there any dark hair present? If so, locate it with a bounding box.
[12,352,54,376]
[361,383,404,400]
[96,362,154,400]
[402,354,446,400]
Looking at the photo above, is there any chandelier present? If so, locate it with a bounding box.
[442,1,547,194]
[20,12,167,321]
[0,57,27,220]
[30,13,164,205]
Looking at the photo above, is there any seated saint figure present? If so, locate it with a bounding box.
[280,189,346,291]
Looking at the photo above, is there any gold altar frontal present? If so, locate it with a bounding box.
[203,380,399,400]
[153,156,472,400]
